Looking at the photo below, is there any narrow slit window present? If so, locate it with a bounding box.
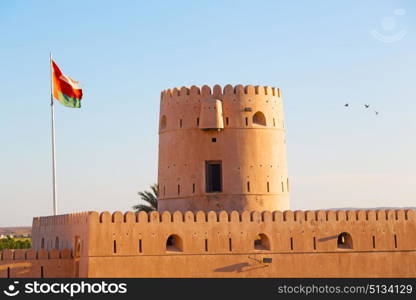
[179,119,183,128]
[41,238,45,249]
[139,239,142,253]
[290,237,294,250]
[313,237,316,250]
[196,117,199,126]
[205,239,208,252]
[40,266,44,278]
[7,267,10,278]
[192,183,195,193]
[113,240,117,253]
[372,236,376,249]
[55,237,59,249]
[226,117,229,126]
[273,118,276,127]
[287,178,290,192]
[163,185,166,197]
[229,238,232,252]
[267,182,270,193]
[245,117,248,126]
[177,184,180,195]
[205,161,222,193]
[281,181,284,192]
[247,181,250,192]
[394,234,397,248]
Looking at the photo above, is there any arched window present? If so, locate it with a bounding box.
[253,111,266,126]
[160,115,167,130]
[254,233,270,250]
[337,232,353,249]
[166,234,183,252]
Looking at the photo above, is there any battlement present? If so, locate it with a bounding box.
[88,209,416,224]
[0,248,72,261]
[32,211,90,227]
[161,84,281,101]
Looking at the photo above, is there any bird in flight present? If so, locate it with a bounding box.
[344,103,349,107]
[364,104,370,108]
[375,111,379,115]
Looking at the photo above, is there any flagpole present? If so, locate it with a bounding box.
[50,52,58,215]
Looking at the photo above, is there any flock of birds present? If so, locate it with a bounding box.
[344,103,379,115]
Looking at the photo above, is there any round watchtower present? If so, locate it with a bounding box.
[158,84,289,212]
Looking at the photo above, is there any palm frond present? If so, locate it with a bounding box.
[133,183,159,212]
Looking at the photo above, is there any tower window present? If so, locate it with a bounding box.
[177,184,180,195]
[245,117,248,126]
[139,239,142,253]
[273,118,276,127]
[337,232,353,249]
[196,117,199,126]
[281,181,284,192]
[41,238,45,249]
[55,237,59,249]
[253,111,267,126]
[160,115,167,130]
[212,138,217,143]
[226,117,229,126]
[192,183,195,193]
[179,119,183,128]
[113,240,117,253]
[205,161,222,193]
[247,181,251,192]
[394,234,398,248]
[267,182,270,193]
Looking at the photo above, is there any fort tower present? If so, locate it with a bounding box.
[158,84,290,212]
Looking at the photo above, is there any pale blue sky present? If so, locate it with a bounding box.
[0,0,415,226]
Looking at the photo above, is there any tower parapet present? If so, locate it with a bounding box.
[158,84,289,212]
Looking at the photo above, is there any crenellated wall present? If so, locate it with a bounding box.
[158,84,289,212]
[0,249,74,278]
[23,209,416,277]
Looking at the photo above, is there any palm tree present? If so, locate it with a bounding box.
[133,183,158,212]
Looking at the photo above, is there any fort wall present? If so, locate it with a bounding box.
[158,85,289,212]
[22,209,416,277]
[0,249,74,278]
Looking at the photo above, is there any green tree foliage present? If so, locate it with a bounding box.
[0,236,31,250]
[133,183,158,212]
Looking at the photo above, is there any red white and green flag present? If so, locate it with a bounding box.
[52,60,83,108]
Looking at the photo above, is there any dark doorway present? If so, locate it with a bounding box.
[205,161,222,193]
